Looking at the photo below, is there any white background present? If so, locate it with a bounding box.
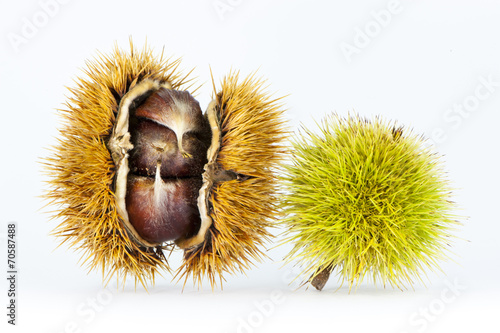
[1,0,499,332]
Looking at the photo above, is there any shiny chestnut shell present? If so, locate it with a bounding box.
[108,81,212,246]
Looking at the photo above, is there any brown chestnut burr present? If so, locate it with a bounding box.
[45,42,289,288]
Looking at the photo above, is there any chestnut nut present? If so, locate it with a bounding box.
[109,81,212,246]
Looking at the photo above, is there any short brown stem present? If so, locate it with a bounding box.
[309,265,334,291]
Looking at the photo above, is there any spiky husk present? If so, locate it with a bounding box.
[43,41,193,288]
[177,72,289,287]
[281,114,458,291]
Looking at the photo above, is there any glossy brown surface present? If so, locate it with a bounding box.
[126,176,202,244]
[129,119,208,178]
[125,88,211,244]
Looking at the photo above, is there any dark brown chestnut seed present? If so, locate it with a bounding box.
[125,174,202,244]
[109,81,212,246]
[129,118,209,178]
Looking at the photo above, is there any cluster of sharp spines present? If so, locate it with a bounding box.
[281,114,458,291]
[44,42,289,290]
[177,71,289,289]
[43,40,458,291]
[43,42,193,289]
